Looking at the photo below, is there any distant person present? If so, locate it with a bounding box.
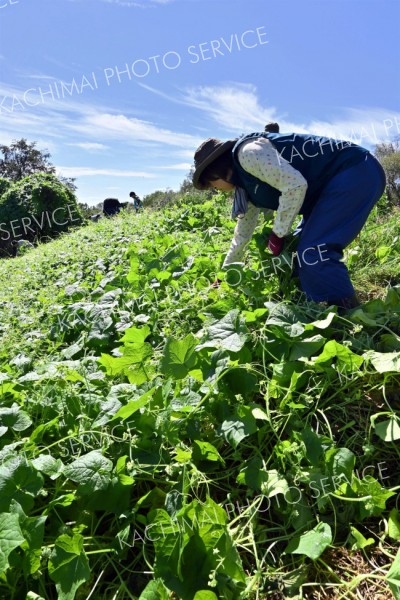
[129,191,143,212]
[103,198,122,217]
[192,123,386,309]
[11,239,34,256]
[90,213,103,222]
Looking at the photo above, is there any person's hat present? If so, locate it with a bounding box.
[192,138,236,190]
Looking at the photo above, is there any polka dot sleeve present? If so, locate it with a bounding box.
[238,137,308,238]
[222,202,261,267]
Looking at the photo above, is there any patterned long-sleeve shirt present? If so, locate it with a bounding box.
[223,137,307,267]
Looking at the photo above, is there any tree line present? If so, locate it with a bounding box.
[1,136,400,210]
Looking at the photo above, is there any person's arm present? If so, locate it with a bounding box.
[238,137,307,238]
[222,203,261,267]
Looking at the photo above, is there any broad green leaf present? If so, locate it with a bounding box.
[0,405,32,432]
[386,548,400,599]
[193,592,219,600]
[138,579,170,600]
[260,469,290,498]
[87,314,113,344]
[9,501,47,575]
[48,534,90,600]
[237,457,270,492]
[64,451,113,495]
[366,350,400,373]
[373,416,400,441]
[264,301,305,337]
[0,512,25,574]
[327,448,355,481]
[202,349,231,389]
[173,447,192,463]
[242,308,267,323]
[61,342,84,359]
[98,353,133,376]
[149,498,245,598]
[126,361,156,385]
[309,312,336,329]
[220,405,257,448]
[29,417,59,444]
[251,406,269,421]
[288,335,325,361]
[352,309,380,327]
[123,343,153,362]
[225,368,258,397]
[197,310,248,352]
[349,526,374,551]
[388,509,400,541]
[31,455,64,480]
[99,343,154,384]
[0,382,18,398]
[0,457,44,513]
[121,325,151,344]
[351,477,395,519]
[192,440,224,464]
[160,334,198,379]
[45,494,76,513]
[313,340,363,372]
[375,245,391,262]
[285,522,332,560]
[146,509,181,586]
[379,333,400,352]
[135,487,166,511]
[301,427,324,467]
[111,386,155,422]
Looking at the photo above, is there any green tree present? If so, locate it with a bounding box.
[179,167,196,194]
[0,139,77,192]
[374,139,400,204]
[0,139,55,180]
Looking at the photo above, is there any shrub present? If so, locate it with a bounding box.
[0,173,84,257]
[0,178,11,197]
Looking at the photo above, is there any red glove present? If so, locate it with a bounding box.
[211,278,222,288]
[267,232,285,256]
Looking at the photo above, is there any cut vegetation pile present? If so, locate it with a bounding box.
[0,194,399,599]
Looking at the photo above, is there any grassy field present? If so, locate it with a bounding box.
[0,194,400,600]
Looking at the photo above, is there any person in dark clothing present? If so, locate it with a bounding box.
[192,128,386,309]
[129,191,143,212]
[103,198,122,217]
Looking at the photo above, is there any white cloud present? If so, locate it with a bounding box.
[306,108,400,146]
[0,81,200,155]
[182,83,280,133]
[169,83,400,146]
[157,162,192,170]
[56,167,156,177]
[69,113,201,148]
[68,142,109,151]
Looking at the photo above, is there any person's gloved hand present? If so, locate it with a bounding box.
[211,278,222,288]
[267,232,285,256]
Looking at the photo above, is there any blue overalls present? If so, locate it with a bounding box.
[230,132,386,303]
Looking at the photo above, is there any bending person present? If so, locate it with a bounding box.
[192,129,386,308]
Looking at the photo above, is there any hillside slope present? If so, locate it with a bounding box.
[0,196,400,600]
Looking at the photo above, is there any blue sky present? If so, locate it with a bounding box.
[0,0,399,205]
